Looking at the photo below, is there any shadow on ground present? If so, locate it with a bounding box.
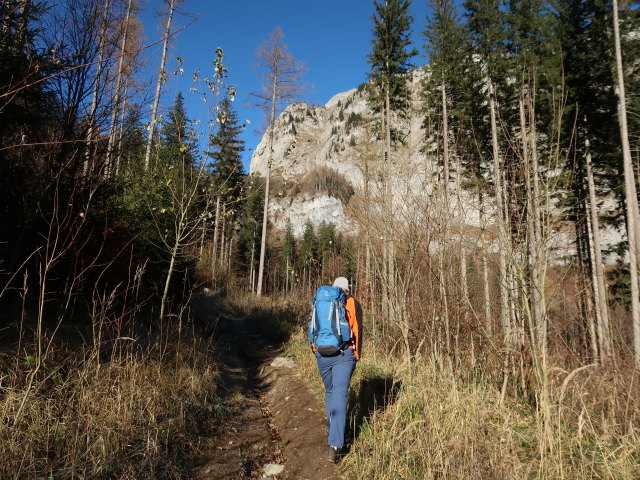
[192,293,343,480]
[346,375,402,450]
[191,293,284,479]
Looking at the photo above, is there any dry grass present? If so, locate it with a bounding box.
[19,289,628,480]
[269,293,640,480]
[0,317,221,479]
[270,166,355,203]
[343,359,524,479]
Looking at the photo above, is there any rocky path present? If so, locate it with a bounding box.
[193,314,344,480]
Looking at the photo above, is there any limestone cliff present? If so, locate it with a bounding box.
[248,73,623,264]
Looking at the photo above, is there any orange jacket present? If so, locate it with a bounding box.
[345,295,362,360]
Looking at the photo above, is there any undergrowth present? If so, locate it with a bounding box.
[0,305,222,479]
[244,293,640,480]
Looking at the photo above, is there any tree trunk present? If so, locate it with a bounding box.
[84,0,111,176]
[585,136,612,359]
[220,202,227,268]
[519,91,543,351]
[256,68,278,297]
[612,0,640,366]
[249,239,255,292]
[441,80,450,196]
[439,245,451,353]
[482,245,492,333]
[106,0,133,174]
[479,193,493,333]
[385,78,397,326]
[256,150,271,297]
[115,82,129,173]
[585,199,603,358]
[143,0,174,171]
[460,242,468,301]
[528,89,546,356]
[488,80,511,340]
[160,235,179,321]
[379,102,390,321]
[454,127,469,313]
[211,196,220,279]
[437,79,452,352]
[286,256,289,292]
[199,217,205,257]
[584,210,601,360]
[17,0,30,49]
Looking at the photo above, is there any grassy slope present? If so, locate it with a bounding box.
[0,296,226,479]
[274,295,640,480]
[3,291,638,479]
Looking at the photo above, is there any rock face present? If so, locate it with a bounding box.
[249,71,498,239]
[249,72,440,237]
[250,86,369,184]
[248,73,624,263]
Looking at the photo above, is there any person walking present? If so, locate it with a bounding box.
[310,276,362,463]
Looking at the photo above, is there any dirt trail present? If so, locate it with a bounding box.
[193,314,344,480]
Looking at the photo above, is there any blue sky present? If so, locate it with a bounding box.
[140,0,431,172]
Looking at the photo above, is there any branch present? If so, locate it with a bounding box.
[0,16,198,101]
[0,138,100,153]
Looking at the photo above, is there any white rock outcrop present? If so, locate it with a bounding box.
[248,71,624,264]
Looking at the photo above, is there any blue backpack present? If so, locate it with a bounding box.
[308,285,352,356]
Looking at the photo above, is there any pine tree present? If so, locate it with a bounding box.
[423,0,480,336]
[280,220,297,291]
[505,0,560,354]
[205,96,245,278]
[146,92,201,258]
[300,220,318,287]
[238,175,264,290]
[465,0,514,339]
[367,0,418,326]
[556,0,619,360]
[158,92,198,168]
[118,106,146,172]
[423,0,471,187]
[317,221,337,277]
[506,0,561,139]
[206,96,245,204]
[367,0,418,117]
[0,0,52,272]
[620,5,640,159]
[557,0,618,197]
[0,0,48,154]
[0,1,47,142]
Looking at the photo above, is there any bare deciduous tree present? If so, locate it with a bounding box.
[612,0,640,366]
[83,0,111,176]
[584,134,612,360]
[143,0,176,171]
[105,0,134,173]
[251,26,307,297]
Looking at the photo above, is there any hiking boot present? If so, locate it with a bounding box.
[327,446,339,463]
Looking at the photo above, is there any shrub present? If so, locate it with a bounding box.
[308,167,355,203]
[0,319,220,479]
[345,112,363,134]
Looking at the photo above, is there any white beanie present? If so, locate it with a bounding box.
[333,277,349,291]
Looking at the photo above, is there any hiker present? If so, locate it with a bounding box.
[309,276,362,463]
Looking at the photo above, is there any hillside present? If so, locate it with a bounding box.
[249,71,485,236]
[249,74,624,263]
